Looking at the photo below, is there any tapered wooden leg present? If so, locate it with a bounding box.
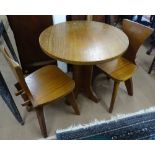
[109,81,120,113]
[66,92,80,115]
[35,106,47,138]
[124,78,133,96]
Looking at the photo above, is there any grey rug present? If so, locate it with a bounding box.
[56,108,155,140]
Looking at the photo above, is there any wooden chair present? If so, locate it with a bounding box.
[1,48,80,138]
[97,19,153,113]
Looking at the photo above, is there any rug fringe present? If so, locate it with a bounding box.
[56,106,155,133]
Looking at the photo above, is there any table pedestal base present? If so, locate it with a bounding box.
[73,65,99,103]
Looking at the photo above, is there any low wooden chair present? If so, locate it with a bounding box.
[1,48,80,138]
[97,19,153,113]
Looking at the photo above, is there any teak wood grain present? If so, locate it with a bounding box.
[1,48,80,138]
[97,57,137,82]
[97,19,153,113]
[25,65,75,106]
[39,21,129,102]
[39,21,129,65]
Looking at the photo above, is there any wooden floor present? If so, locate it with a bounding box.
[0,44,155,139]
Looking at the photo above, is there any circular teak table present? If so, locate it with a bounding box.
[39,21,129,103]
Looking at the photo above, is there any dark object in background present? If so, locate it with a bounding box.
[132,15,155,55]
[66,15,110,24]
[132,15,155,74]
[0,72,24,125]
[114,15,134,26]
[0,21,23,125]
[148,57,155,74]
[7,15,57,74]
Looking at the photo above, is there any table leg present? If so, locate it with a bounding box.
[73,65,99,103]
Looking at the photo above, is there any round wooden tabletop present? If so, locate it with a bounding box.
[39,21,129,65]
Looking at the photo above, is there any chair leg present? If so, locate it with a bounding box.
[109,81,120,113]
[35,106,47,138]
[124,78,133,96]
[148,57,155,74]
[66,92,80,115]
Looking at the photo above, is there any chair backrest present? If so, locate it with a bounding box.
[122,19,153,64]
[1,48,32,99]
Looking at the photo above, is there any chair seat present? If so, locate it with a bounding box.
[97,57,137,81]
[25,65,75,106]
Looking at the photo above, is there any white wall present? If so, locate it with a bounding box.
[52,15,68,73]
